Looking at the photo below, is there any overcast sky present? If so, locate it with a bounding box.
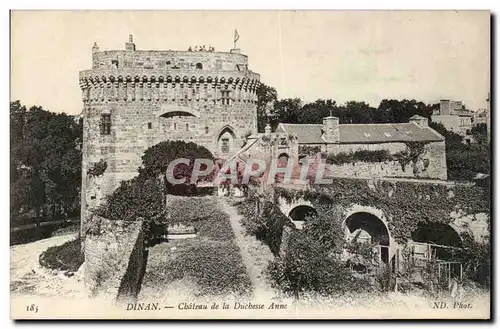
[11,10,490,114]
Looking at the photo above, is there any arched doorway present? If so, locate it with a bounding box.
[217,126,236,156]
[289,205,317,229]
[345,212,390,264]
[411,222,462,261]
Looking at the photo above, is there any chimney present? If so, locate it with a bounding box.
[322,116,339,143]
[409,115,429,128]
[126,34,136,51]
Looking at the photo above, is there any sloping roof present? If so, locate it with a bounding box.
[277,122,444,144]
[276,124,324,144]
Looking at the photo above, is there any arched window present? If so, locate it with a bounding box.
[205,126,209,134]
[217,126,236,155]
[196,63,203,70]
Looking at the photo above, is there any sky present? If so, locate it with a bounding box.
[10,10,490,115]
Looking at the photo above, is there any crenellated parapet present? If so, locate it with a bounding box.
[79,71,260,104]
[80,36,261,235]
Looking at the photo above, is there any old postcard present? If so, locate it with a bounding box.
[10,10,491,320]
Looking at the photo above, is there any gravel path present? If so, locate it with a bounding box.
[10,233,85,298]
[220,198,278,299]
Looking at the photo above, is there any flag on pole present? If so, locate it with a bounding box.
[234,29,240,47]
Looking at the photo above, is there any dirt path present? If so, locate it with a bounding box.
[10,233,85,298]
[220,198,278,299]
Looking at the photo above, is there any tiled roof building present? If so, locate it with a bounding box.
[275,115,447,180]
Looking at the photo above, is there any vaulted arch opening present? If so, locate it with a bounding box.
[411,222,462,261]
[345,212,390,264]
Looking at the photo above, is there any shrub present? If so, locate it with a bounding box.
[301,205,345,253]
[299,145,321,155]
[139,140,214,195]
[87,159,107,178]
[268,230,370,297]
[459,233,490,288]
[237,196,292,255]
[324,150,393,165]
[39,238,84,275]
[95,177,165,245]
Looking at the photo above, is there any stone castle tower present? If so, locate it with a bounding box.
[79,35,260,225]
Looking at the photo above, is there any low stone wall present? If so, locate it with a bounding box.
[328,160,413,179]
[84,215,146,303]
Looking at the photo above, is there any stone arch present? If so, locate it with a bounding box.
[217,125,237,156]
[288,205,318,229]
[343,209,391,264]
[411,222,463,261]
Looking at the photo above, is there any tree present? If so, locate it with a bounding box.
[297,99,338,124]
[270,98,302,129]
[139,140,214,196]
[256,82,278,132]
[10,101,82,223]
[429,122,490,181]
[342,101,376,123]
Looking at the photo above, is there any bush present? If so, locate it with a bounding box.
[324,150,393,165]
[459,233,491,288]
[268,230,370,297]
[39,238,84,275]
[302,205,345,253]
[237,196,292,255]
[95,177,165,245]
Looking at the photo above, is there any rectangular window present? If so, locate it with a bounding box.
[174,123,177,130]
[221,90,231,105]
[101,114,111,135]
[186,123,189,131]
[148,122,152,129]
[221,138,229,153]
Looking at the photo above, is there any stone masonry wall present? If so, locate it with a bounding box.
[80,44,261,228]
[84,216,145,302]
[321,140,447,180]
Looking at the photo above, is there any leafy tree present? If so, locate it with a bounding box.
[269,98,302,130]
[10,101,82,223]
[342,101,375,123]
[429,122,490,181]
[139,140,214,196]
[297,99,338,124]
[256,82,278,132]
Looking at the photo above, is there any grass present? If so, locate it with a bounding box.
[39,238,84,276]
[142,196,251,297]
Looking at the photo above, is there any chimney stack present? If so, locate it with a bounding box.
[322,116,340,143]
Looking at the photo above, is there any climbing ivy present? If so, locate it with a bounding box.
[393,141,428,172]
[275,178,489,243]
[87,159,107,178]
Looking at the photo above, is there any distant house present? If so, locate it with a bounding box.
[431,99,473,136]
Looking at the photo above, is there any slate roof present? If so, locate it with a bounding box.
[276,122,444,144]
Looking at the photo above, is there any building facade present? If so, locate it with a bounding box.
[276,115,447,180]
[431,99,473,135]
[79,36,260,224]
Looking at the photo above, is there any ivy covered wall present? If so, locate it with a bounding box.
[274,177,489,244]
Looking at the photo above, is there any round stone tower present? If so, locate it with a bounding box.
[79,35,260,226]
